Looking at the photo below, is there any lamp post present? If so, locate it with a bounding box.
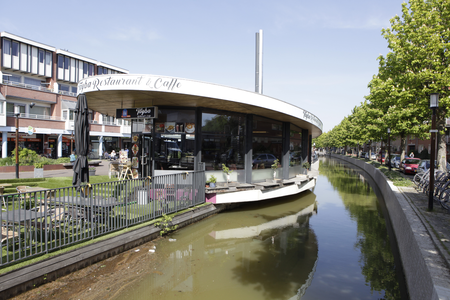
[387,128,391,171]
[15,102,35,179]
[70,130,73,154]
[429,93,439,211]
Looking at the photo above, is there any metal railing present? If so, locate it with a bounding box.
[2,81,53,93]
[6,113,65,122]
[0,171,205,266]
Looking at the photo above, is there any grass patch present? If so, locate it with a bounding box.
[0,202,213,274]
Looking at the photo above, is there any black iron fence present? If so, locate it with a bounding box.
[1,171,205,267]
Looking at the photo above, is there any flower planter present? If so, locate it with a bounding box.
[89,170,96,176]
[209,182,216,188]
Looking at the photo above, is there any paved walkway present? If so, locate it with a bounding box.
[0,160,112,180]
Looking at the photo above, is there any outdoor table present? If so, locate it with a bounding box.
[1,209,46,224]
[50,196,121,223]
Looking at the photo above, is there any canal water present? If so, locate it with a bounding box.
[110,157,407,300]
[14,158,408,300]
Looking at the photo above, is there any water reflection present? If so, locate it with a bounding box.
[116,193,319,300]
[22,157,407,300]
[317,158,405,300]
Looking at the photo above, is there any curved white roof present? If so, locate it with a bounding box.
[78,74,323,138]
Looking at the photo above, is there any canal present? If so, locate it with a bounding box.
[14,157,408,300]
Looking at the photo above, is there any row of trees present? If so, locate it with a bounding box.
[315,0,450,170]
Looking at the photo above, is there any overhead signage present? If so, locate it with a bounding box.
[78,75,182,94]
[116,107,158,119]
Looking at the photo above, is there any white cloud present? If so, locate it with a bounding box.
[273,3,392,30]
[108,27,160,42]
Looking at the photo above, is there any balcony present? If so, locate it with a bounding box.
[7,113,65,121]
[2,80,53,93]
[59,90,77,97]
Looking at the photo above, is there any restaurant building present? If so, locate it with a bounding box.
[78,74,323,189]
[0,32,130,159]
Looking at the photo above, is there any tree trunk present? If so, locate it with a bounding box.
[400,134,406,162]
[437,131,447,172]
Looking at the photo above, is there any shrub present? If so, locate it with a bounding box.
[34,162,44,169]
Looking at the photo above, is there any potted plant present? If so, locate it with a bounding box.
[34,162,44,178]
[89,166,96,176]
[222,164,233,184]
[208,175,217,188]
[271,159,279,180]
[302,161,310,174]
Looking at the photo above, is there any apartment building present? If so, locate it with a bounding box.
[0,32,131,159]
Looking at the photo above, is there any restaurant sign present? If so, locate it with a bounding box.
[116,107,158,119]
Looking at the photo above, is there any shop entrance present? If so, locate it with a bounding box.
[140,134,152,177]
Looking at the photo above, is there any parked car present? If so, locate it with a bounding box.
[364,152,370,159]
[399,158,421,174]
[370,153,377,160]
[389,155,401,168]
[253,153,277,168]
[377,154,385,163]
[417,160,435,173]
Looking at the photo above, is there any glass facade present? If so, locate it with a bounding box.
[252,116,282,169]
[121,107,310,182]
[201,109,246,171]
[153,109,196,171]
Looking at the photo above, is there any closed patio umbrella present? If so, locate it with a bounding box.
[72,93,90,186]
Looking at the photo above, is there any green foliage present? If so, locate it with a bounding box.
[34,162,44,169]
[16,148,39,166]
[155,214,178,236]
[208,175,217,183]
[222,164,232,175]
[271,159,279,170]
[0,157,14,166]
[302,161,310,169]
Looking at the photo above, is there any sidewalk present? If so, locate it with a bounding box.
[0,160,111,180]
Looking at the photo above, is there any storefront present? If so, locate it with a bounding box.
[78,74,323,183]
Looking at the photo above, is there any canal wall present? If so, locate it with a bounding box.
[0,203,227,300]
[331,154,443,300]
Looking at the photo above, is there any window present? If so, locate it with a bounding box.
[83,62,88,77]
[64,57,69,70]
[3,74,21,84]
[30,106,49,117]
[98,67,103,75]
[39,50,44,63]
[11,42,19,57]
[88,64,94,76]
[289,125,303,166]
[252,116,282,167]
[72,86,77,94]
[6,103,14,116]
[202,109,246,170]
[45,52,51,65]
[3,39,11,55]
[58,55,64,68]
[59,84,70,92]
[24,77,42,88]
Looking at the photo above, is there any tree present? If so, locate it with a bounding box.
[379,0,450,170]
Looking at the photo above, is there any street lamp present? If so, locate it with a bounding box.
[429,93,439,211]
[387,128,391,171]
[15,102,35,178]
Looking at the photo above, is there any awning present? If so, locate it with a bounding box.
[0,92,6,101]
[62,100,77,110]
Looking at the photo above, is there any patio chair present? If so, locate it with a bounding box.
[109,162,120,179]
[16,186,31,208]
[1,226,19,247]
[33,207,67,241]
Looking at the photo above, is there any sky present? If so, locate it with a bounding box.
[1,0,407,133]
